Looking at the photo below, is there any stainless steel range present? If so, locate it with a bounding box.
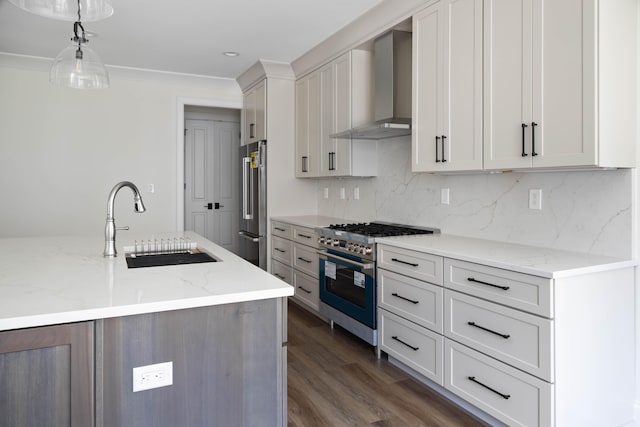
[316,222,439,346]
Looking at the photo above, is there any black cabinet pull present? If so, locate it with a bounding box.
[467,277,509,291]
[441,135,447,162]
[297,257,312,264]
[298,234,312,239]
[391,336,419,351]
[435,136,441,163]
[274,273,285,280]
[274,227,286,232]
[302,156,308,173]
[391,258,419,267]
[328,152,336,171]
[274,248,286,253]
[531,122,538,156]
[249,123,255,139]
[297,286,312,294]
[468,376,511,400]
[521,123,528,157]
[467,321,510,339]
[391,293,419,304]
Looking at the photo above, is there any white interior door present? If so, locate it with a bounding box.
[184,118,240,254]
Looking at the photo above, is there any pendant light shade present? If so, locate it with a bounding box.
[50,41,110,89]
[8,0,113,22]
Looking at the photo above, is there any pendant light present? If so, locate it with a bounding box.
[49,1,110,89]
[8,0,113,22]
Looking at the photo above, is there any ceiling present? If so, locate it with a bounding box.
[0,0,383,79]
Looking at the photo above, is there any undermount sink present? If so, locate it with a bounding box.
[125,249,217,269]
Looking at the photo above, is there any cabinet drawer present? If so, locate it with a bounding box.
[378,268,443,334]
[444,290,553,382]
[293,270,320,311]
[377,244,443,284]
[293,243,319,278]
[292,225,318,247]
[271,236,292,265]
[271,221,292,239]
[271,260,292,285]
[444,258,553,317]
[445,339,552,427]
[379,309,444,385]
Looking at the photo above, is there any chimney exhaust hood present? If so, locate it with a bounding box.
[330,30,412,140]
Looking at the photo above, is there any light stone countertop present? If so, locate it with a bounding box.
[0,231,293,331]
[271,215,352,229]
[376,233,636,278]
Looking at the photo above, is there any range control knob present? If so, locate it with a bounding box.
[364,246,373,255]
[318,237,325,244]
[332,239,340,247]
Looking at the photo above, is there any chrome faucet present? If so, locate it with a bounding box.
[103,181,146,257]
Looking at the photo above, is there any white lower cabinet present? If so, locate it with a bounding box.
[271,220,321,314]
[377,241,635,426]
[379,310,443,385]
[445,339,552,427]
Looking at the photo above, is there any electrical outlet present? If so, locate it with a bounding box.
[441,188,450,205]
[133,361,173,392]
[323,188,329,199]
[340,188,346,200]
[529,189,542,210]
[353,187,360,200]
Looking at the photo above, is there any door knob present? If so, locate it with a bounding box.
[205,203,213,210]
[215,202,224,209]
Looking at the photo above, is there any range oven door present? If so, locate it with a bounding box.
[319,250,376,329]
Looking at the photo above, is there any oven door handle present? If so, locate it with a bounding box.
[317,250,374,271]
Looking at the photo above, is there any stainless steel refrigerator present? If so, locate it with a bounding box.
[238,140,267,269]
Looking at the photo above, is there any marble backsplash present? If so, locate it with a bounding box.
[316,137,633,259]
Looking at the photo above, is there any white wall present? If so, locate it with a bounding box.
[0,54,241,238]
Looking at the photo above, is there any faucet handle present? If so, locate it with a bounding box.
[116,226,130,231]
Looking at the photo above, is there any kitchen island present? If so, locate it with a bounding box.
[0,231,293,427]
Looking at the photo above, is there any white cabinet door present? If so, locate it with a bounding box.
[295,73,320,177]
[242,80,267,146]
[483,0,533,170]
[319,63,335,177]
[531,0,595,167]
[413,0,482,172]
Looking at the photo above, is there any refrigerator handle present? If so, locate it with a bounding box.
[242,157,253,220]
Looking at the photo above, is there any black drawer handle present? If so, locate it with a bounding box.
[468,376,511,400]
[274,273,285,280]
[391,293,419,304]
[467,321,510,339]
[435,136,441,163]
[391,258,419,267]
[274,227,286,232]
[297,257,312,264]
[297,286,312,294]
[441,135,447,162]
[391,336,419,351]
[467,277,509,291]
[274,248,286,253]
[298,233,312,239]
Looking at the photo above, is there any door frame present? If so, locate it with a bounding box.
[176,97,242,232]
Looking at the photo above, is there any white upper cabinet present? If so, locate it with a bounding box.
[484,0,636,170]
[412,0,483,172]
[295,49,377,178]
[242,79,266,146]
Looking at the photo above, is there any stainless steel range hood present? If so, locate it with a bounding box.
[330,30,412,140]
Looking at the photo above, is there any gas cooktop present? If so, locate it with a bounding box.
[325,222,437,238]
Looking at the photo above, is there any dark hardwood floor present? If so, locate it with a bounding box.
[287,302,491,427]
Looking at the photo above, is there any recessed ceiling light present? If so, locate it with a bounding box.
[223,51,240,57]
